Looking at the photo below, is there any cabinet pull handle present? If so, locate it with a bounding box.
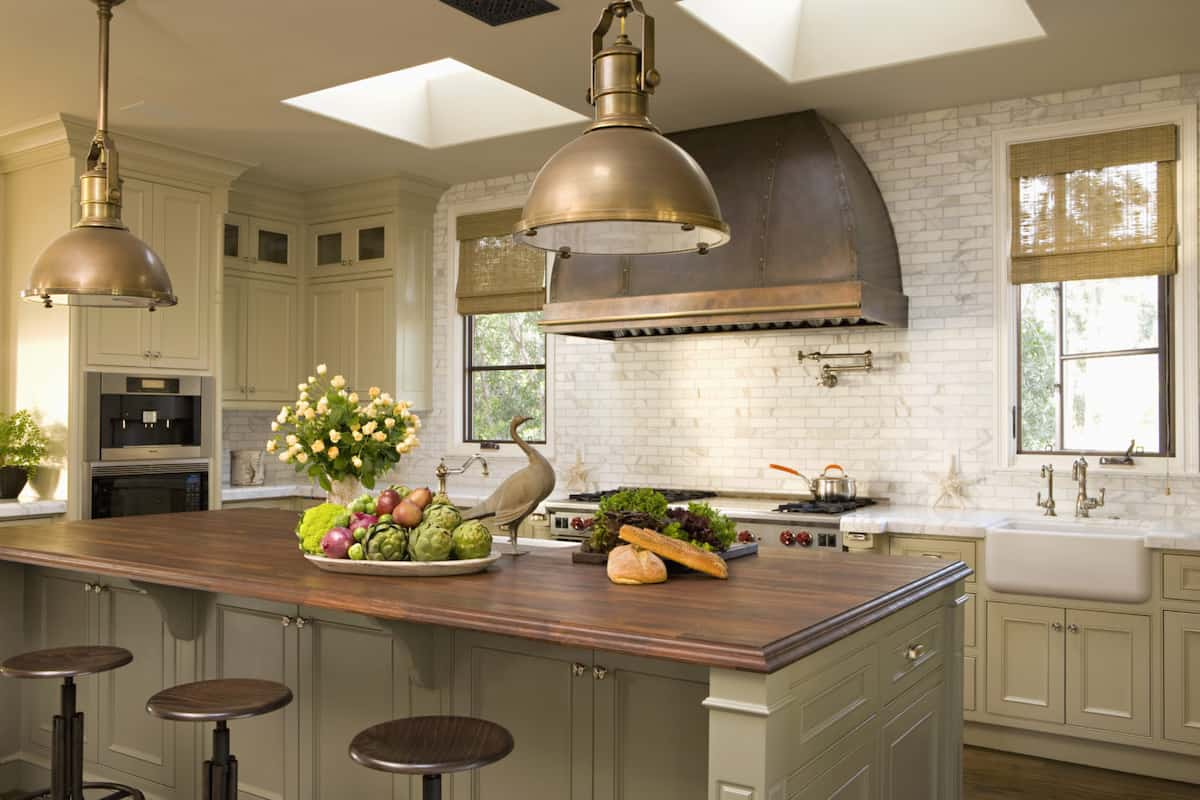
[593,666,608,681]
[154,352,162,359]
[571,662,586,677]
[143,350,152,359]
[281,616,293,627]
[295,617,308,629]
[904,643,926,662]
[93,584,106,594]
[952,594,971,607]
[1067,624,1079,633]
[83,582,94,593]
[920,552,944,559]
[1051,622,1063,631]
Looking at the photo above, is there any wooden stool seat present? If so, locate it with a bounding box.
[146,679,293,722]
[1,646,132,680]
[349,716,514,775]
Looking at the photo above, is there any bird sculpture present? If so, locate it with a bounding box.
[459,415,556,555]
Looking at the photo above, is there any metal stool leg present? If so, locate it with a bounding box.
[422,773,441,800]
[203,721,238,800]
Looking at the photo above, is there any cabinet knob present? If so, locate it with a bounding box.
[1052,622,1063,631]
[143,350,152,359]
[904,643,926,662]
[83,582,94,593]
[249,386,256,394]
[154,352,162,359]
[93,584,106,594]
[281,616,293,627]
[1067,624,1079,633]
[593,666,608,681]
[571,662,586,677]
[295,617,308,629]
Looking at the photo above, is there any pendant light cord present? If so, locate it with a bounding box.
[95,0,112,133]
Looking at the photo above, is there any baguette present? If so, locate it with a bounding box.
[618,525,729,579]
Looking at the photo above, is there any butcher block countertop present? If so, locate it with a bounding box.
[0,509,971,673]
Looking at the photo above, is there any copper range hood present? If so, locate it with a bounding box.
[538,111,908,339]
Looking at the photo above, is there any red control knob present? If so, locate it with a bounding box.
[736,530,754,543]
[779,530,796,546]
[796,531,813,547]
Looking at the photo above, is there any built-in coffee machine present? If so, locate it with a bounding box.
[84,372,214,519]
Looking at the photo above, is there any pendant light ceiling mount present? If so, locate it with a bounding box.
[515,0,730,258]
[21,0,176,310]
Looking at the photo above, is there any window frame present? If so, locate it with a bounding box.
[1015,276,1174,457]
[993,106,1199,476]
[446,196,555,461]
[462,312,548,445]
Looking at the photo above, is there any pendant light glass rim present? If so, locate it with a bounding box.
[19,286,178,307]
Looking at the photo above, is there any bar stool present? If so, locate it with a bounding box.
[145,679,292,800]
[349,716,513,800]
[0,645,144,800]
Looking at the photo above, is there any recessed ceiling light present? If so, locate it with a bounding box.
[282,58,586,149]
[677,0,1045,83]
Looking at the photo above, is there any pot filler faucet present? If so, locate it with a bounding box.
[436,455,490,497]
[1072,457,1106,518]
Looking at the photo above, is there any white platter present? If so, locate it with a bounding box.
[303,551,502,577]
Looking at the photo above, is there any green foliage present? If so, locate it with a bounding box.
[0,410,49,478]
[1019,285,1057,452]
[683,502,737,550]
[468,312,545,442]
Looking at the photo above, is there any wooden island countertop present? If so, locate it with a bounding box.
[0,509,971,673]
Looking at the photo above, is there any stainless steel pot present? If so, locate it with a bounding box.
[769,463,857,501]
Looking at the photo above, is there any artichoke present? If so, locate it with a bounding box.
[451,520,493,560]
[366,523,409,561]
[423,503,462,532]
[409,522,453,562]
[431,491,453,507]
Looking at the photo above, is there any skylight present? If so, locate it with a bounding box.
[677,0,1046,83]
[282,58,586,149]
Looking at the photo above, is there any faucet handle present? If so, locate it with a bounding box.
[1097,487,1106,507]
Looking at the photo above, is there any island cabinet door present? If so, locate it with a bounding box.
[95,582,181,788]
[296,608,408,800]
[23,569,100,763]
[879,678,945,800]
[452,631,594,800]
[202,595,301,800]
[985,602,1065,724]
[591,652,709,800]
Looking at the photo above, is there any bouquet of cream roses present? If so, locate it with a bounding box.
[266,364,421,492]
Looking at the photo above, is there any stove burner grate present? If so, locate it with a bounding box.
[775,498,877,514]
[568,487,718,504]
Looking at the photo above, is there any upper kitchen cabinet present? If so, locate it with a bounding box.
[224,212,298,277]
[224,275,299,406]
[309,214,394,275]
[85,181,213,372]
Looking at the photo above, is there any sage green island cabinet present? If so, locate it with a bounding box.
[0,510,971,800]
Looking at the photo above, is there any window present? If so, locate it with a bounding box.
[1010,124,1178,457]
[453,207,550,447]
[464,312,546,443]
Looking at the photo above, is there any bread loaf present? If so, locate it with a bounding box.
[618,525,729,579]
[606,545,668,585]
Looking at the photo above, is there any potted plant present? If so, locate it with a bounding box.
[0,410,49,500]
[266,364,422,505]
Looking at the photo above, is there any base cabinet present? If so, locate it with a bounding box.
[880,680,945,800]
[1164,610,1200,745]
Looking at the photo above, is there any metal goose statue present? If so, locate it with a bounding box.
[459,415,556,556]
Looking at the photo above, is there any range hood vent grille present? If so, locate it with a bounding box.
[540,111,908,339]
[438,0,558,26]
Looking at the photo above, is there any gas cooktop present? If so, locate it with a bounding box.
[566,487,718,504]
[774,498,877,515]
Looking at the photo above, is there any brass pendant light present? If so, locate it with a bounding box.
[515,0,729,257]
[22,0,176,310]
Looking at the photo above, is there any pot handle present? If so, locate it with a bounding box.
[822,464,846,476]
[769,463,802,477]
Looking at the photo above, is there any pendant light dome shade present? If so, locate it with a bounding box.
[21,0,175,310]
[515,1,729,257]
[517,126,728,256]
[23,226,175,308]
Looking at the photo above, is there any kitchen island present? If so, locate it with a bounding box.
[0,510,971,800]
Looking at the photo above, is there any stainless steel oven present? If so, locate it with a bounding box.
[86,372,213,462]
[87,461,209,519]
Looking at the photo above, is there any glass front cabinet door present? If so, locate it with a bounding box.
[224,214,297,276]
[310,214,394,273]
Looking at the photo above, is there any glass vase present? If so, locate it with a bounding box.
[327,475,364,507]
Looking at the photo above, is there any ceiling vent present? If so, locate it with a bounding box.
[438,0,559,26]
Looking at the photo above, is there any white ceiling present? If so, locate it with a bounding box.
[4,0,1200,190]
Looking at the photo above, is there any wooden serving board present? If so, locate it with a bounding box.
[571,540,758,565]
[304,551,502,576]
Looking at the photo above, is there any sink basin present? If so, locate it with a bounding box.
[985,518,1151,603]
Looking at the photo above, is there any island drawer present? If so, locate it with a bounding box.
[1163,554,1200,602]
[784,645,880,771]
[880,608,945,703]
[888,536,976,584]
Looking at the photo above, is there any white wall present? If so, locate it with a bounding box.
[377,72,1200,522]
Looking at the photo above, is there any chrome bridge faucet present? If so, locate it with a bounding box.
[1071,457,1105,518]
[436,455,490,497]
[1036,465,1057,516]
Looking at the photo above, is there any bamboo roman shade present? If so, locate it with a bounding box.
[455,209,546,315]
[1009,124,1178,284]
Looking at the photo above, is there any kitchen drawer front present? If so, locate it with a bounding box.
[785,644,880,770]
[888,536,976,584]
[880,609,945,704]
[1164,554,1200,602]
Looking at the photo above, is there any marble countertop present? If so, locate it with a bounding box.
[839,505,1200,551]
[0,499,68,519]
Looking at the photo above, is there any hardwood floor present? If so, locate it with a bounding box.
[964,746,1200,799]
